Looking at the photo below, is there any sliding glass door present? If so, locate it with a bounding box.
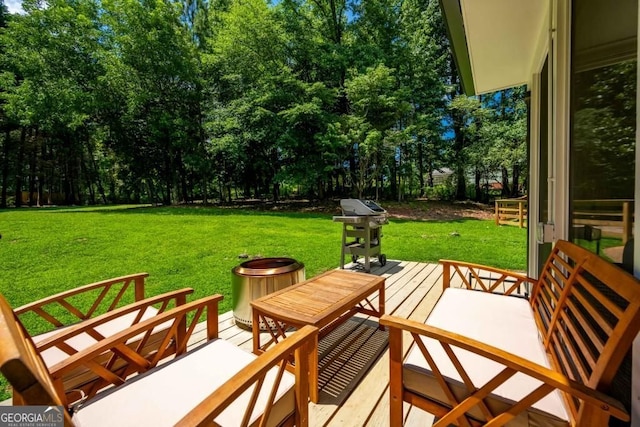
[569,1,638,423]
[569,0,637,273]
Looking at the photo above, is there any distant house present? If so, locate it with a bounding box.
[430,168,453,185]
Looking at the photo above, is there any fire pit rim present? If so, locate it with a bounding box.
[232,257,304,277]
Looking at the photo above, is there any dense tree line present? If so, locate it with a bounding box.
[0,0,527,207]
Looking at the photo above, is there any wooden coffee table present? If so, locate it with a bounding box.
[250,269,386,402]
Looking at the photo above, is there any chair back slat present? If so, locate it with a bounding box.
[530,240,640,423]
[14,273,149,336]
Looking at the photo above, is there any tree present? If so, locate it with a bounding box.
[396,0,448,198]
[345,64,410,199]
[572,60,636,199]
[1,0,105,205]
[482,88,528,198]
[0,0,528,206]
[0,0,13,208]
[204,0,289,200]
[448,95,486,200]
[99,0,201,204]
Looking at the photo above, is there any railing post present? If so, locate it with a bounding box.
[294,338,311,427]
[495,201,500,226]
[207,299,218,340]
[134,275,145,301]
[519,201,524,228]
[622,201,632,245]
[387,326,404,427]
[443,262,451,290]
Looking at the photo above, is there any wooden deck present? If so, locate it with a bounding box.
[2,259,513,423]
[187,259,446,426]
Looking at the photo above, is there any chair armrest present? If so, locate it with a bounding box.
[380,314,628,424]
[176,325,319,427]
[14,273,150,332]
[48,294,223,405]
[439,259,536,295]
[35,288,194,353]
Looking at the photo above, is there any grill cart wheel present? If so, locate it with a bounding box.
[379,254,387,266]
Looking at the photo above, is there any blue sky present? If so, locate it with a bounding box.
[6,0,24,14]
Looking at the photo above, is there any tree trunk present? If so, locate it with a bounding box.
[110,176,117,204]
[453,108,467,200]
[132,180,140,203]
[501,166,510,197]
[349,153,357,198]
[474,167,482,202]
[202,178,208,204]
[390,156,397,200]
[317,176,324,200]
[455,165,466,200]
[396,151,401,202]
[28,145,36,207]
[27,130,39,206]
[89,146,108,204]
[80,152,95,205]
[146,179,156,206]
[511,164,520,197]
[1,128,10,208]
[178,151,189,203]
[67,162,77,205]
[41,140,49,205]
[164,150,172,205]
[418,143,425,197]
[14,127,26,207]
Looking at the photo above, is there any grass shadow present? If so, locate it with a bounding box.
[44,204,338,220]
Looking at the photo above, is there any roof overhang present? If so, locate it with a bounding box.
[439,0,548,96]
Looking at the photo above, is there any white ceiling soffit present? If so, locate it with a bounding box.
[457,0,547,95]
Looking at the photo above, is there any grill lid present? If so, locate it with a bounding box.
[340,199,386,216]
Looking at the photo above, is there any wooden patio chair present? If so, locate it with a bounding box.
[9,273,194,400]
[381,240,640,426]
[33,288,194,400]
[0,293,318,426]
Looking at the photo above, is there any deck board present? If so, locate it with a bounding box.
[326,262,442,426]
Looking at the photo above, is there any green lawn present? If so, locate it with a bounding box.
[0,205,527,312]
[0,204,527,400]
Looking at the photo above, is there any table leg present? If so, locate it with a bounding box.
[340,223,346,269]
[378,284,386,331]
[252,308,260,354]
[310,335,319,403]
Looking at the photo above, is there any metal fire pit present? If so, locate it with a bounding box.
[231,257,305,330]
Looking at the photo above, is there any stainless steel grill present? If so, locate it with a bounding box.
[333,199,388,272]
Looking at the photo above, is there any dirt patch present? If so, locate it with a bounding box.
[221,199,494,221]
[385,201,494,221]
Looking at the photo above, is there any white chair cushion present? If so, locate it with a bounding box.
[33,307,160,367]
[72,338,295,427]
[404,287,569,426]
